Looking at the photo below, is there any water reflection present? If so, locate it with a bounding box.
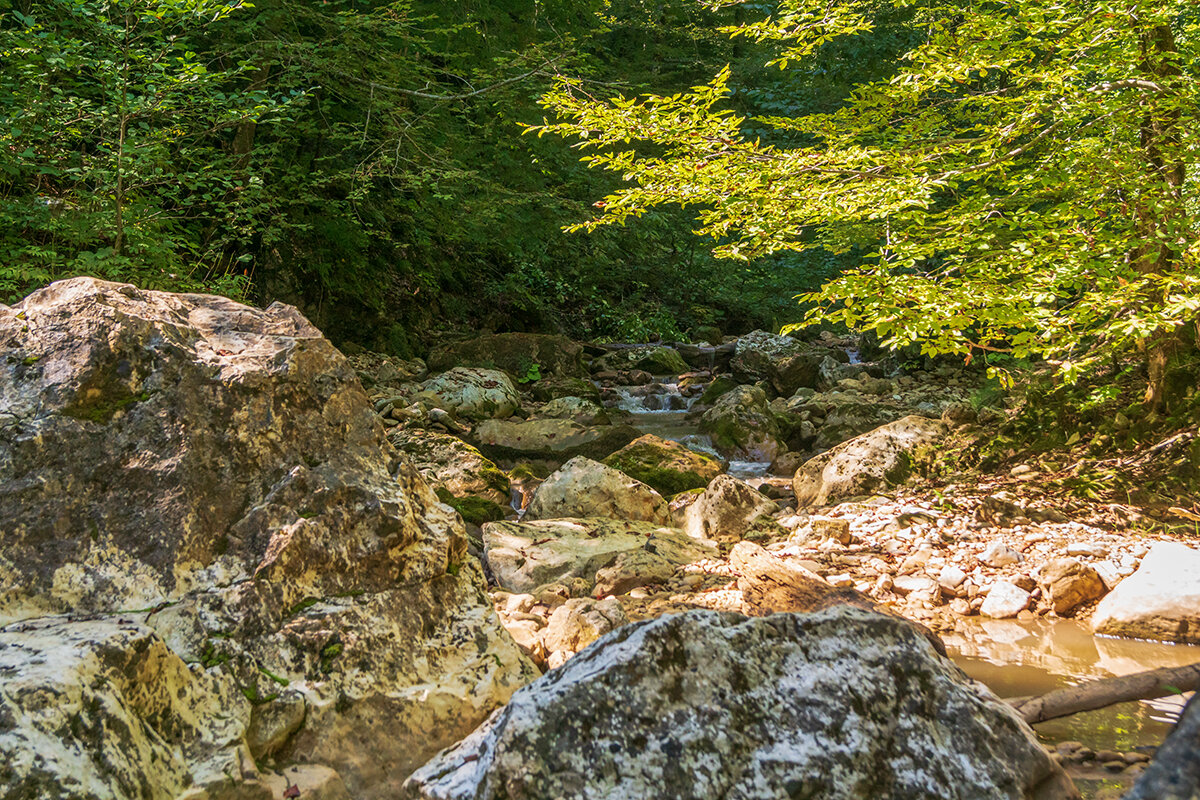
[945,619,1199,751]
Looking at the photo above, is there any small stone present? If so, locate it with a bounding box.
[1102,760,1127,773]
[1055,741,1084,755]
[980,541,1022,568]
[1010,464,1034,477]
[980,581,1031,618]
[893,575,938,597]
[1066,542,1109,558]
[900,547,936,575]
[1124,752,1151,765]
[810,516,853,544]
[827,574,854,588]
[938,564,967,590]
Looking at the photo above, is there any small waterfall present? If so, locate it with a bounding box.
[603,382,694,414]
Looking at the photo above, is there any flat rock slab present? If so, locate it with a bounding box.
[403,607,1077,800]
[473,418,640,462]
[483,518,717,594]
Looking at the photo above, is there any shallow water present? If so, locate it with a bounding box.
[945,619,1198,752]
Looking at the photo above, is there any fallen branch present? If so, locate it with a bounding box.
[1009,662,1200,726]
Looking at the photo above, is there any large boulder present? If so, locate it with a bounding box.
[403,607,1077,800]
[592,345,688,376]
[787,389,909,451]
[602,434,725,496]
[420,367,520,420]
[483,518,716,594]
[1092,542,1200,644]
[1037,558,1107,616]
[388,428,511,506]
[0,278,536,797]
[793,415,947,507]
[678,474,784,543]
[427,332,586,378]
[699,385,784,462]
[528,376,603,404]
[473,418,640,461]
[525,456,671,525]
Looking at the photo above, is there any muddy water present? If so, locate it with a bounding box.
[945,619,1198,752]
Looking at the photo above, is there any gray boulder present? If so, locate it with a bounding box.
[525,456,671,525]
[678,474,784,543]
[473,418,640,461]
[699,385,784,462]
[403,607,1077,800]
[420,367,521,420]
[793,415,946,507]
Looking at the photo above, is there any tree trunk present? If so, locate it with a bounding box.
[1009,662,1200,726]
[1133,21,1186,410]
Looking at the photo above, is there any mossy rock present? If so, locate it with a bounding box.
[436,487,509,526]
[689,326,723,347]
[698,376,738,406]
[593,346,689,376]
[603,434,725,496]
[428,333,586,378]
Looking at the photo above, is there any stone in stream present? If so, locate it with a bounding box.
[591,345,689,376]
[602,433,725,496]
[419,366,521,420]
[524,456,672,525]
[427,332,587,378]
[537,395,610,425]
[1092,542,1200,644]
[0,278,537,797]
[698,384,784,461]
[792,415,947,507]
[483,517,717,594]
[402,607,1077,800]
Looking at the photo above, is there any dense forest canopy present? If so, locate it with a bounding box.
[1,0,875,346]
[537,0,1200,404]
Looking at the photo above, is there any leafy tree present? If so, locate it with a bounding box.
[535,0,1200,404]
[0,0,284,297]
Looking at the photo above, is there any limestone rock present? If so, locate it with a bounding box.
[0,278,536,797]
[981,541,1023,568]
[699,385,784,461]
[592,550,677,596]
[420,367,520,420]
[602,433,725,496]
[981,581,1032,619]
[525,456,671,525]
[1092,542,1200,644]
[538,396,610,425]
[679,474,784,543]
[543,597,629,659]
[427,332,585,378]
[0,616,268,799]
[388,428,511,506]
[793,415,947,507]
[473,418,640,461]
[483,518,716,594]
[403,608,1076,800]
[1039,558,1106,616]
[528,377,603,405]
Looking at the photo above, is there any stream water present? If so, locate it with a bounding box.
[611,374,1194,763]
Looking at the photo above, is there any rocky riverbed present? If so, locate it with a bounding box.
[2,278,1197,800]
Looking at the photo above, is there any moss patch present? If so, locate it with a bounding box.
[436,487,508,525]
